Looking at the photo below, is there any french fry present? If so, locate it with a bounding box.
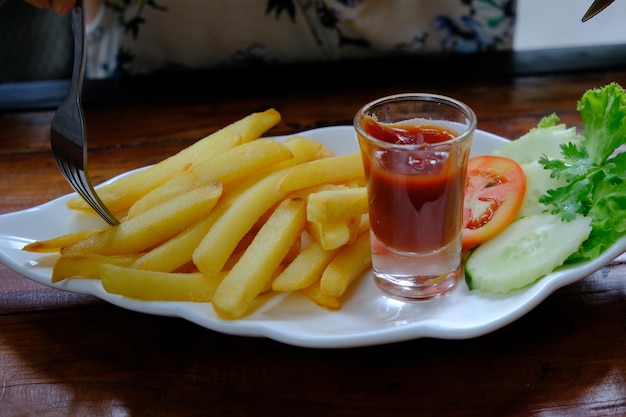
[222,248,245,272]
[188,138,293,184]
[266,135,326,171]
[319,230,371,298]
[306,219,355,251]
[192,138,325,276]
[312,143,337,160]
[23,227,107,253]
[284,183,349,205]
[224,231,301,272]
[356,213,371,234]
[62,182,222,256]
[66,108,281,213]
[172,261,198,273]
[306,186,368,223]
[66,130,239,214]
[271,240,339,292]
[277,152,364,193]
[25,109,376,317]
[52,254,140,282]
[192,169,290,275]
[283,234,302,263]
[192,170,285,274]
[212,198,306,319]
[128,138,293,217]
[262,263,286,294]
[130,136,312,273]
[300,281,341,310]
[224,254,287,295]
[224,108,282,143]
[129,136,323,272]
[131,213,218,272]
[101,263,224,302]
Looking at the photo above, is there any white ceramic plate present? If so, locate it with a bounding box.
[2,126,625,349]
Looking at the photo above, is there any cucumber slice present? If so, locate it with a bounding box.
[493,124,581,165]
[465,212,592,293]
[516,161,567,219]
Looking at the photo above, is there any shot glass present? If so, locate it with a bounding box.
[354,93,476,301]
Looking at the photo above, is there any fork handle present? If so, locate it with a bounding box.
[69,0,86,100]
[583,0,616,21]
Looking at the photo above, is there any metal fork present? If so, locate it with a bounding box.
[50,2,119,225]
[583,0,616,21]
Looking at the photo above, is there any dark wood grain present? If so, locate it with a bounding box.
[2,65,626,417]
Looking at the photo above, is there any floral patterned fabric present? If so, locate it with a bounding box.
[86,0,516,79]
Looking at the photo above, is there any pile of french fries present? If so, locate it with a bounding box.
[24,109,372,319]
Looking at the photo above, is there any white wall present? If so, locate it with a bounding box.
[515,0,626,50]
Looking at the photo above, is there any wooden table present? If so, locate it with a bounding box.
[2,56,626,416]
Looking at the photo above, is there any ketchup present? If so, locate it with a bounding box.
[362,118,455,145]
[360,117,468,253]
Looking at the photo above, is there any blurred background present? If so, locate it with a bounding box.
[0,0,71,83]
[1,0,625,83]
[515,0,626,50]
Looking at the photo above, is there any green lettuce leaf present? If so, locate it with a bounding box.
[577,82,626,164]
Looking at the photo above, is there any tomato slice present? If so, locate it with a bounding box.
[462,155,526,250]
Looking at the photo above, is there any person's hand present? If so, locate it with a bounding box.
[22,0,77,15]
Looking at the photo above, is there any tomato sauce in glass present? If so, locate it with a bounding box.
[360,117,467,253]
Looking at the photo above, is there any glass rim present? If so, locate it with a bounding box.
[353,93,477,150]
